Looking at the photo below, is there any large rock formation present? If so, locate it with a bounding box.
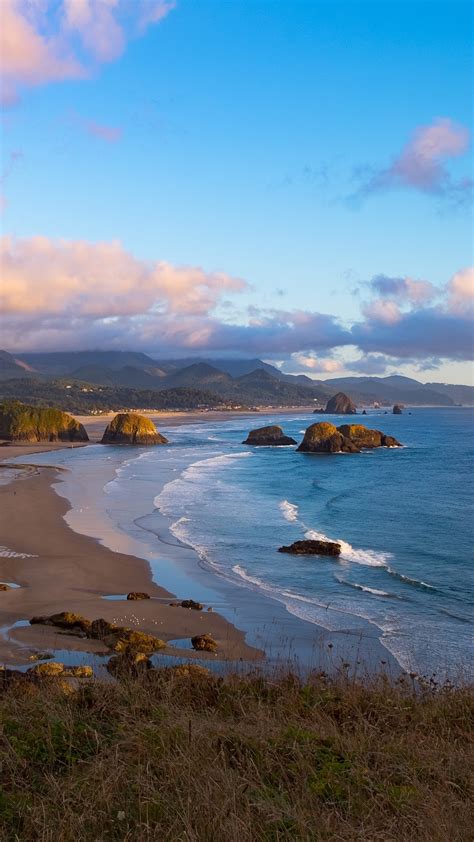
[278,539,341,557]
[243,425,297,446]
[101,413,168,445]
[393,404,403,414]
[297,422,401,453]
[0,401,88,443]
[296,422,359,453]
[323,392,357,415]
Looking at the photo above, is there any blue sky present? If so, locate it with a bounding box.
[1,0,473,382]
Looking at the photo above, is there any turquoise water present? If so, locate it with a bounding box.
[17,408,474,678]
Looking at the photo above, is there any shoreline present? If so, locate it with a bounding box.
[0,408,404,676]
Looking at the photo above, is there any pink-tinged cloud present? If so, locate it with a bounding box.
[1,236,472,366]
[85,120,122,142]
[360,118,472,200]
[0,0,175,105]
[290,353,343,373]
[369,274,437,304]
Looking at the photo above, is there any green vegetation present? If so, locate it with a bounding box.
[0,380,226,414]
[0,669,471,840]
[0,401,88,442]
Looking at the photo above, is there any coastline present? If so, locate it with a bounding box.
[0,408,404,676]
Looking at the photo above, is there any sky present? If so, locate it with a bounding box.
[0,0,473,383]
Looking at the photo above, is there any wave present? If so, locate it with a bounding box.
[334,575,393,598]
[279,500,299,522]
[0,545,37,559]
[304,529,390,568]
[386,567,437,592]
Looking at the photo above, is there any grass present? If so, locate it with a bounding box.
[0,667,472,841]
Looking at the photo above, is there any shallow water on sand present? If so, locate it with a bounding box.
[17,408,474,679]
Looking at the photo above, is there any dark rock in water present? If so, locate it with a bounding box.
[381,434,401,447]
[278,539,341,557]
[393,404,403,414]
[362,410,367,415]
[191,633,218,652]
[126,592,150,600]
[0,401,89,443]
[0,583,11,591]
[101,413,169,445]
[169,599,203,610]
[243,425,297,446]
[323,392,357,414]
[297,422,360,454]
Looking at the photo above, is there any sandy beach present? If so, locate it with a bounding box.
[0,409,289,666]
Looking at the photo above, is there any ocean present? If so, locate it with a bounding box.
[16,408,474,680]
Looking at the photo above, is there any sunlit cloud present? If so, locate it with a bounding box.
[0,0,176,105]
[356,118,472,203]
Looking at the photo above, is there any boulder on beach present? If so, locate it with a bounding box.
[296,422,359,454]
[278,539,342,557]
[191,633,218,652]
[126,592,150,600]
[103,629,166,655]
[0,401,89,443]
[393,404,403,414]
[30,612,92,634]
[243,425,297,446]
[169,599,203,610]
[323,392,357,415]
[101,413,169,446]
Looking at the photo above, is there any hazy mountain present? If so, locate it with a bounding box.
[425,383,474,405]
[70,365,164,389]
[323,376,457,406]
[161,363,236,393]
[18,350,157,375]
[0,351,37,381]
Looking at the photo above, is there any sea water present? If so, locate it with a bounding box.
[15,408,474,679]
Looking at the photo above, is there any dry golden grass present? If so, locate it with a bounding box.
[0,667,472,841]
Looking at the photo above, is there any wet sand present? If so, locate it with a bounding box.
[0,465,261,665]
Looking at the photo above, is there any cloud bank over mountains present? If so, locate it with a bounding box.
[1,235,472,375]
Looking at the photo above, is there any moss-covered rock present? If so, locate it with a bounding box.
[243,425,297,446]
[101,413,169,445]
[0,401,88,443]
[338,425,401,449]
[103,629,166,654]
[296,422,359,454]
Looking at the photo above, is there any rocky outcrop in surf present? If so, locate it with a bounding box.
[296,422,359,453]
[278,539,341,557]
[297,422,402,453]
[393,404,403,414]
[101,413,168,445]
[0,401,88,443]
[322,392,357,415]
[243,425,297,446]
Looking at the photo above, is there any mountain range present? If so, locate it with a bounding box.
[0,350,472,408]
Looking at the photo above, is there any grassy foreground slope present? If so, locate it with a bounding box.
[0,669,472,841]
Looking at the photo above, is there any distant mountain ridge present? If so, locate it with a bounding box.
[2,350,472,406]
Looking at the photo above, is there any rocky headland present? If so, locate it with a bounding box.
[243,425,297,446]
[101,412,169,445]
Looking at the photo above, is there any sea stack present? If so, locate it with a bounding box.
[243,425,297,446]
[297,421,401,453]
[322,392,357,415]
[393,405,403,414]
[0,401,89,442]
[101,413,169,445]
